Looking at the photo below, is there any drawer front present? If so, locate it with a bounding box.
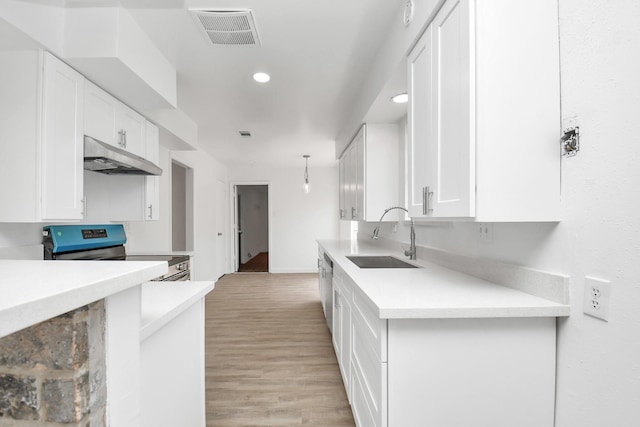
[339,269,354,299]
[351,361,379,427]
[333,264,345,290]
[351,355,388,427]
[352,313,387,421]
[352,289,387,362]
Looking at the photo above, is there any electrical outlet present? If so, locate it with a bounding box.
[583,276,611,321]
[477,223,493,242]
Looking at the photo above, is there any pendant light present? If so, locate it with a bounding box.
[302,155,311,194]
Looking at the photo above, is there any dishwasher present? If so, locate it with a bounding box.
[319,252,333,334]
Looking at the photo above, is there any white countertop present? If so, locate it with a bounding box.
[140,280,215,341]
[0,260,167,338]
[318,240,570,319]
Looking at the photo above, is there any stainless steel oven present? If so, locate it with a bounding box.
[43,224,191,282]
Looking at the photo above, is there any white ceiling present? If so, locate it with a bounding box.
[113,0,407,168]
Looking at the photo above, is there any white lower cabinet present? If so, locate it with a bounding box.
[387,317,556,427]
[337,277,557,427]
[351,289,388,427]
[332,265,352,400]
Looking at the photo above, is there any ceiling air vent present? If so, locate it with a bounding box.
[190,9,261,47]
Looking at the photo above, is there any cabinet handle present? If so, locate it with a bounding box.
[334,291,340,308]
[81,197,86,216]
[351,207,356,219]
[423,186,433,215]
[340,209,345,219]
[148,204,153,219]
[118,129,126,148]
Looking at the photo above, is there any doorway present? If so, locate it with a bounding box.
[234,184,269,272]
[172,161,194,252]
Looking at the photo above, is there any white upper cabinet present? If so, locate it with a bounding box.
[338,156,347,219]
[41,53,86,220]
[85,80,147,159]
[407,25,435,218]
[84,81,116,146]
[0,50,85,222]
[407,0,561,222]
[339,124,400,222]
[115,104,146,158]
[144,122,160,221]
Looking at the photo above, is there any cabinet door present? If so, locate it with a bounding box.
[353,128,365,221]
[339,291,352,399]
[407,25,435,218]
[115,105,146,159]
[332,282,342,364]
[332,281,351,400]
[338,156,346,219]
[144,122,160,220]
[40,52,85,220]
[431,0,475,217]
[84,81,116,145]
[346,146,356,220]
[407,0,475,218]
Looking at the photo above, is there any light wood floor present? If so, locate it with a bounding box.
[205,273,355,427]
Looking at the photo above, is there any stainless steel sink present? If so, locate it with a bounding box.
[346,255,419,269]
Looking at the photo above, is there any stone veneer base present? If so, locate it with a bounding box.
[0,301,106,427]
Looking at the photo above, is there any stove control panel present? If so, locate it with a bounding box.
[81,228,108,239]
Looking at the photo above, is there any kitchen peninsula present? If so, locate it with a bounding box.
[0,260,214,427]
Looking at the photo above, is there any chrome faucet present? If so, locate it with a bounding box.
[371,206,416,260]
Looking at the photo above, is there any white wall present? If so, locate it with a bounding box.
[357,1,640,425]
[128,146,229,281]
[168,149,228,280]
[142,148,227,281]
[229,164,339,273]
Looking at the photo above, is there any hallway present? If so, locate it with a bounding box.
[205,273,355,426]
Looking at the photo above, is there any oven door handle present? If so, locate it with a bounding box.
[161,270,190,281]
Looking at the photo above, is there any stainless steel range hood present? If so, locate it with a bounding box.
[84,136,162,176]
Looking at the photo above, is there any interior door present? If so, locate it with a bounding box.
[232,185,239,272]
[216,179,228,279]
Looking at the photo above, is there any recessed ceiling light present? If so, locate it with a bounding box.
[253,72,270,83]
[391,93,408,104]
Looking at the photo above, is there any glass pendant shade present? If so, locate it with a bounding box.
[303,155,311,194]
